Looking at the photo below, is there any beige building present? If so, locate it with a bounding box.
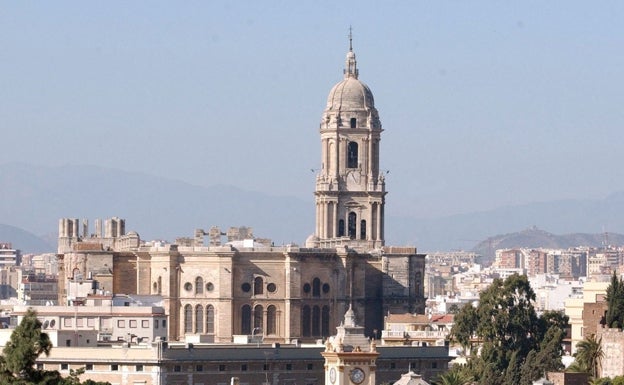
[564,279,609,354]
[55,40,426,346]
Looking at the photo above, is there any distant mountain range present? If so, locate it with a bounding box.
[0,163,623,254]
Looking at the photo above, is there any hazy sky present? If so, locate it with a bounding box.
[1,2,623,220]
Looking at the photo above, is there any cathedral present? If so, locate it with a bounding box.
[56,38,426,343]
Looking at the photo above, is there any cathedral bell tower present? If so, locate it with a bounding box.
[310,34,386,250]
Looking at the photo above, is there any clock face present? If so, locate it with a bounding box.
[350,368,365,384]
[329,367,337,384]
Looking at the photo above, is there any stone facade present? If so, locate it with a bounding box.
[58,240,424,343]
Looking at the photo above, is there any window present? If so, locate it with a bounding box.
[76,318,84,327]
[162,320,167,328]
[267,283,276,293]
[196,365,203,372]
[254,305,263,331]
[241,364,247,371]
[142,320,149,328]
[184,282,192,291]
[206,282,214,292]
[241,305,251,335]
[303,283,311,294]
[348,212,357,239]
[241,283,251,293]
[347,142,358,168]
[312,278,321,297]
[322,283,330,294]
[338,219,345,237]
[432,362,438,369]
[254,277,264,295]
[360,219,366,239]
[63,318,72,327]
[195,277,204,295]
[129,320,137,328]
[87,318,95,327]
[312,306,321,336]
[264,364,269,371]
[350,117,357,128]
[111,364,119,371]
[195,305,204,334]
[206,305,215,334]
[65,339,71,347]
[390,363,396,369]
[184,305,192,333]
[61,364,68,370]
[136,365,143,372]
[86,364,93,371]
[174,365,181,372]
[267,305,277,335]
[302,306,311,337]
[286,364,292,371]
[219,365,226,372]
[155,320,158,329]
[118,320,125,328]
[307,363,314,370]
[322,306,330,336]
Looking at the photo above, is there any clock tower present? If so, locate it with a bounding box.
[322,339,379,385]
[322,306,380,385]
[310,32,386,250]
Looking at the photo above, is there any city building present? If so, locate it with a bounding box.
[0,242,21,266]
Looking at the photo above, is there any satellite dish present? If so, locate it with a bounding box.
[43,320,49,329]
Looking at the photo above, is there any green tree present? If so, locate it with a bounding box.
[2,309,52,382]
[605,271,624,328]
[573,334,604,379]
[432,366,473,385]
[450,274,569,385]
[0,309,110,385]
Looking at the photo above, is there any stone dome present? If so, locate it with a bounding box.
[325,45,375,111]
[326,77,375,111]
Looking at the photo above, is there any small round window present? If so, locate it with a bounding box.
[184,282,192,291]
[303,283,311,293]
[206,282,214,292]
[322,283,330,293]
[267,283,277,293]
[241,282,251,292]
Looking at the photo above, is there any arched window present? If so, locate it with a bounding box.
[206,305,215,334]
[347,142,358,168]
[195,277,204,295]
[302,306,311,337]
[360,220,367,240]
[157,276,162,295]
[254,305,263,332]
[254,277,264,295]
[184,304,193,334]
[195,305,204,334]
[350,117,357,128]
[348,212,357,239]
[338,220,345,237]
[312,278,321,298]
[267,305,277,335]
[241,305,251,335]
[312,306,321,336]
[322,306,330,337]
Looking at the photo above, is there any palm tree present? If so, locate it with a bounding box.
[573,334,604,379]
[432,369,473,385]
